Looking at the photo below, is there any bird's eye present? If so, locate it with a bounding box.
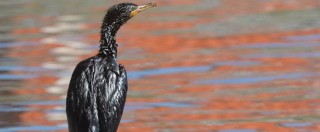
[131,6,137,11]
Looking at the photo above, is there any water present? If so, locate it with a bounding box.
[196,73,317,85]
[219,129,257,132]
[0,0,320,131]
[128,65,213,79]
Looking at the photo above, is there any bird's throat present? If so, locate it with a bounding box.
[99,23,122,58]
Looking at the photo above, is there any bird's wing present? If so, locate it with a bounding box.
[66,58,100,132]
[96,64,128,132]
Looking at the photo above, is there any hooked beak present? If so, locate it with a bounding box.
[130,2,157,17]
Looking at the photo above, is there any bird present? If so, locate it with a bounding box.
[66,2,157,132]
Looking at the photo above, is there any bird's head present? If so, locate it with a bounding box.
[99,2,157,56]
[103,2,157,26]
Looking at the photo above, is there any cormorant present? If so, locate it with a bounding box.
[66,2,157,132]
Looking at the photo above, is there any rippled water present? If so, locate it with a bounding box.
[1,0,320,131]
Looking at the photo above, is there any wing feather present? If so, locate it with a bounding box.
[66,58,100,132]
[66,57,128,132]
[97,64,128,132]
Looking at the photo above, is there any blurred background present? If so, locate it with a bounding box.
[0,0,320,131]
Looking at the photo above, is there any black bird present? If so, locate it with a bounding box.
[66,2,157,132]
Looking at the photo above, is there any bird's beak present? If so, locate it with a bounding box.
[130,2,157,17]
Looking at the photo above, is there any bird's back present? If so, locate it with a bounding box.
[66,55,128,132]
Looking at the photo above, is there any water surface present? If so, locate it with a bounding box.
[0,0,320,131]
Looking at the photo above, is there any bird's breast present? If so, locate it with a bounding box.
[100,56,119,75]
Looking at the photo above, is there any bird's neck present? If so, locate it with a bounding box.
[99,22,122,58]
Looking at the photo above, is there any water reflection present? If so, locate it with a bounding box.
[196,73,316,85]
[128,65,213,79]
[0,0,320,132]
[219,129,257,132]
[281,122,313,128]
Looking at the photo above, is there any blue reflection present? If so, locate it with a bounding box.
[196,73,314,85]
[0,66,46,72]
[0,124,67,131]
[243,52,320,58]
[286,34,320,41]
[125,102,196,112]
[234,42,320,49]
[0,74,38,80]
[0,42,38,48]
[128,65,213,79]
[281,122,313,127]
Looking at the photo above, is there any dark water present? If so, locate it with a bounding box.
[0,0,320,131]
